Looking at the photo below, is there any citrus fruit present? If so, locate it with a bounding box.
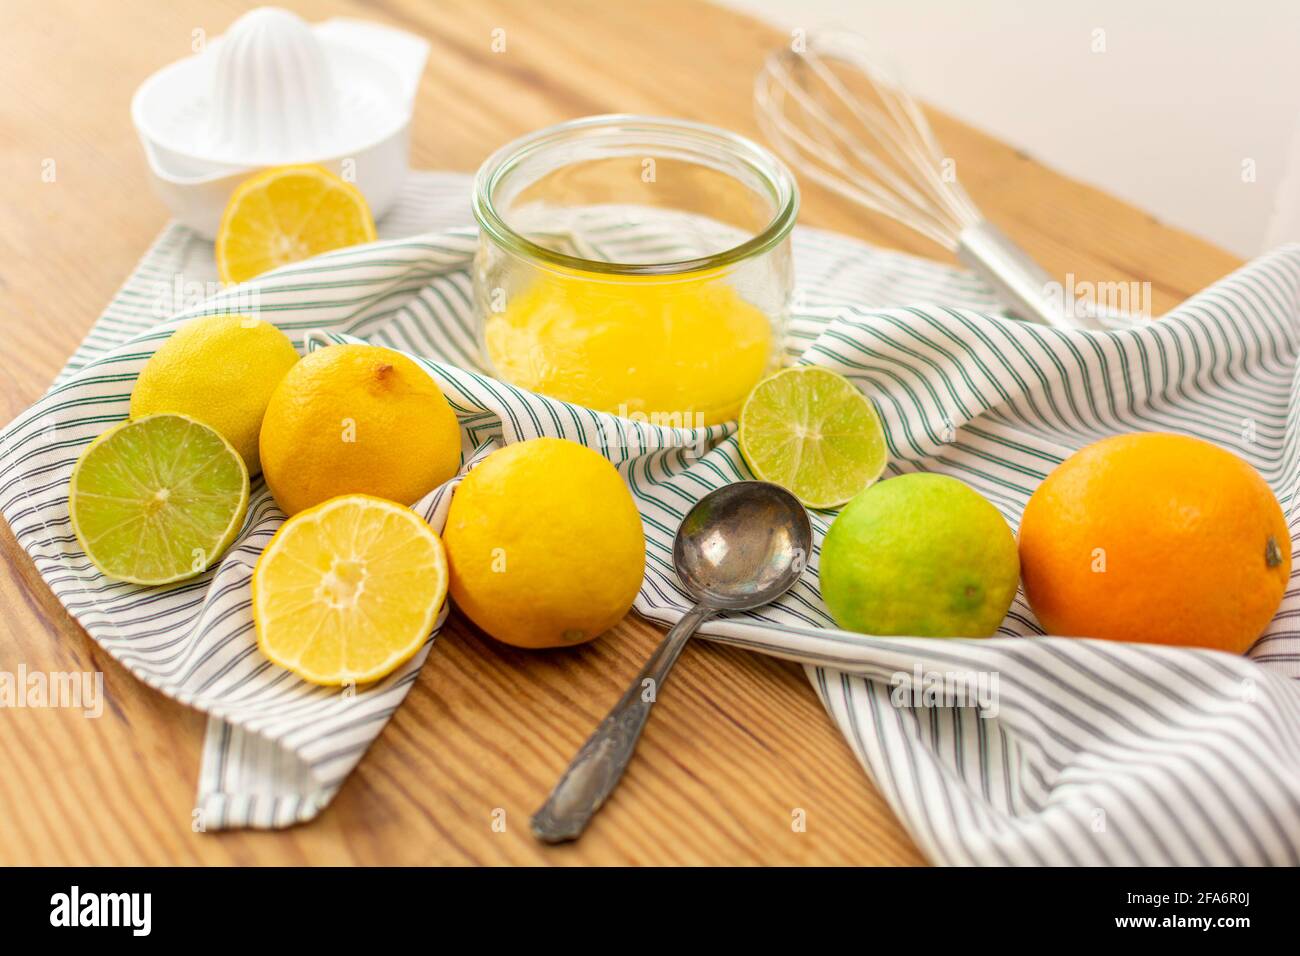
[820,473,1019,637]
[739,365,888,509]
[69,413,249,585]
[259,344,461,516]
[252,494,448,685]
[215,164,377,285]
[1018,432,1290,652]
[484,268,772,425]
[129,313,298,475]
[443,437,645,649]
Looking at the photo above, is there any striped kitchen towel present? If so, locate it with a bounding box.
[2,171,1299,863]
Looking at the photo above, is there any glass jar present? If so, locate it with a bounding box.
[471,115,798,427]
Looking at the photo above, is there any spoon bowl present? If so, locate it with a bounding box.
[675,480,812,610]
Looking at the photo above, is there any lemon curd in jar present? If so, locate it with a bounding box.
[485,265,773,425]
[472,116,798,426]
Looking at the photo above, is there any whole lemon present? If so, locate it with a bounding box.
[443,438,645,648]
[259,344,461,515]
[1019,433,1290,652]
[820,473,1020,637]
[130,314,298,475]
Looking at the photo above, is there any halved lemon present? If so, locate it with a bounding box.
[252,495,448,685]
[69,413,250,585]
[738,365,888,510]
[215,164,377,285]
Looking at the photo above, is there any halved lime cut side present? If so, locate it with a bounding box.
[69,413,250,585]
[738,366,888,510]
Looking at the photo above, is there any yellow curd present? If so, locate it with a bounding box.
[485,268,774,426]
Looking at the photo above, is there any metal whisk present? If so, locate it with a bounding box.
[755,31,1103,330]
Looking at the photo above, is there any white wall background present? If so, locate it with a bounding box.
[723,0,1300,258]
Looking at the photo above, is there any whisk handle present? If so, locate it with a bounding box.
[957,221,1107,331]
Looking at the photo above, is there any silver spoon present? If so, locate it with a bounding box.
[531,480,813,843]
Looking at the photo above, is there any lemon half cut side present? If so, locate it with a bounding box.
[252,494,449,685]
[216,164,377,285]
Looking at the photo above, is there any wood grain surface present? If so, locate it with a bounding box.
[0,0,1243,865]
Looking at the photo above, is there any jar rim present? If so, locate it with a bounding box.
[471,114,799,276]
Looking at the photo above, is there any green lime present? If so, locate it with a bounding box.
[69,413,250,585]
[819,473,1019,637]
[738,366,887,509]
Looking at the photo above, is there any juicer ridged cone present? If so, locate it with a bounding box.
[207,8,340,160]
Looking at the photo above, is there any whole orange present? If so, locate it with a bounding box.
[1018,433,1289,652]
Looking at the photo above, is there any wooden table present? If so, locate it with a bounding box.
[0,0,1242,865]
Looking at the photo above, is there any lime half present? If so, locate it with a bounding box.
[738,366,888,509]
[69,413,250,585]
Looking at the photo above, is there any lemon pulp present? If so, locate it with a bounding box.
[252,494,448,685]
[216,164,376,285]
[485,268,774,425]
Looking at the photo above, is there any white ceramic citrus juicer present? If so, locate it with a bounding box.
[131,6,429,238]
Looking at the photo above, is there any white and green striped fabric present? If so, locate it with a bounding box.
[3,172,1299,864]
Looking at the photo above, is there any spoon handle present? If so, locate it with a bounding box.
[531,604,713,843]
